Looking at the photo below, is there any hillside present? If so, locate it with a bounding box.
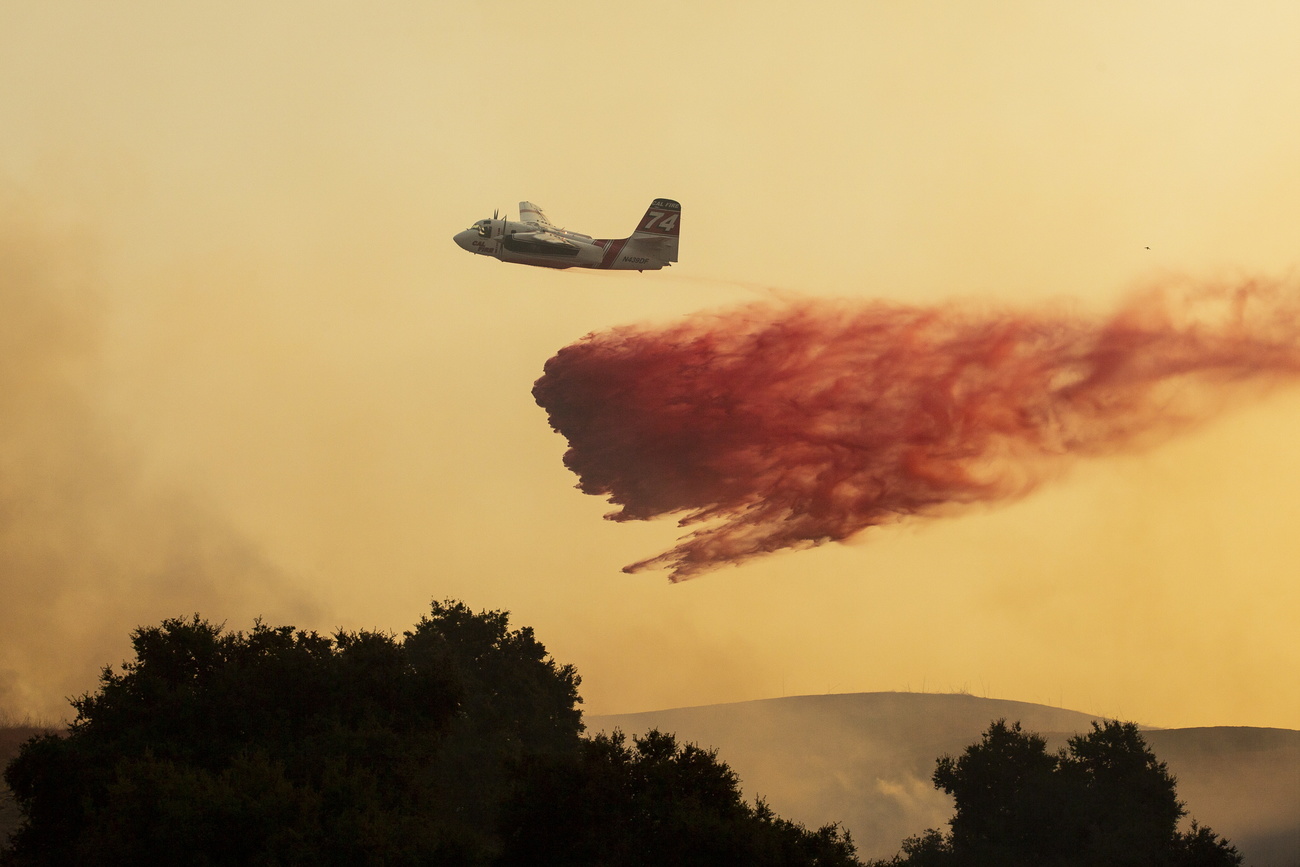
[591,693,1299,867]
[1143,727,1300,867]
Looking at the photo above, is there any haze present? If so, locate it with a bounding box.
[1,2,1298,731]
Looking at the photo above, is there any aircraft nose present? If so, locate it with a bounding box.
[453,229,475,252]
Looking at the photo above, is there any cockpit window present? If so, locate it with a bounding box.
[477,221,491,238]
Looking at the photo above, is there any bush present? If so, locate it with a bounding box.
[871,719,1241,867]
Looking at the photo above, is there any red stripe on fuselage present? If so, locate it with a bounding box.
[598,238,628,268]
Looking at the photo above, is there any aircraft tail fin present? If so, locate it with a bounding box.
[628,198,680,263]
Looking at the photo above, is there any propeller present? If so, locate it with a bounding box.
[493,208,499,220]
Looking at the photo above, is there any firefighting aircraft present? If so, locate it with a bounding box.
[453,199,680,271]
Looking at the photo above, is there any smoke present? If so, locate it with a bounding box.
[0,199,314,721]
[534,278,1300,581]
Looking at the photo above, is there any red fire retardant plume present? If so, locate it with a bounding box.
[533,280,1300,581]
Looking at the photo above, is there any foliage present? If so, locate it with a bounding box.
[869,719,1242,867]
[500,728,860,867]
[3,601,581,865]
[3,600,856,866]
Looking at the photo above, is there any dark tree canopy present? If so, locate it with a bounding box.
[3,600,856,867]
[501,728,860,867]
[873,719,1242,867]
[9,602,1245,867]
[2,601,586,865]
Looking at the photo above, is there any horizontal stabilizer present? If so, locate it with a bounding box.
[519,202,551,226]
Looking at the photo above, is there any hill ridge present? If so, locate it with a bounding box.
[590,692,1299,867]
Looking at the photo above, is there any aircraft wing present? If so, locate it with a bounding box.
[519,202,552,226]
[511,230,578,252]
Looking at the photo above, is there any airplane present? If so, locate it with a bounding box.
[453,199,680,271]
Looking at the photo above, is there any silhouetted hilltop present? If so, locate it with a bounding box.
[591,693,1299,867]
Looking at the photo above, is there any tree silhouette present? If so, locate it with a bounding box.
[500,728,860,867]
[402,599,585,852]
[872,719,1242,867]
[4,601,856,866]
[2,601,583,865]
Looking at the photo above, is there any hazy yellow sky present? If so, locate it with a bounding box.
[1,1,1298,728]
